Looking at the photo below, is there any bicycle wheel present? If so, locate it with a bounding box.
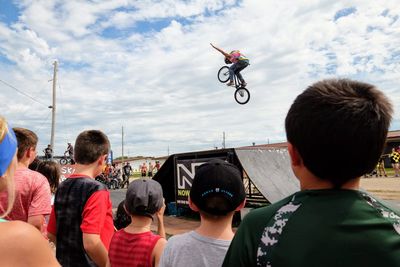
[59,158,68,165]
[218,66,230,83]
[234,87,250,105]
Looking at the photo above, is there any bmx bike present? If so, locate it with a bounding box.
[59,155,73,165]
[217,66,250,105]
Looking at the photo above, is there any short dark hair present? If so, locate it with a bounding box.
[285,79,392,187]
[12,127,38,161]
[36,161,60,194]
[74,130,110,165]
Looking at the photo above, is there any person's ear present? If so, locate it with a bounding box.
[188,196,200,212]
[235,198,246,211]
[97,154,106,166]
[288,142,302,167]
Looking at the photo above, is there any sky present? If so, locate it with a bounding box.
[0,0,399,158]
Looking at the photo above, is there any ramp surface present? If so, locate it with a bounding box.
[235,148,300,203]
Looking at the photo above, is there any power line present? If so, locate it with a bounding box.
[0,78,48,107]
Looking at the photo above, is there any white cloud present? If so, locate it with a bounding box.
[0,0,399,157]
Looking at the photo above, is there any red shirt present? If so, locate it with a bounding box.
[109,229,161,267]
[47,174,114,250]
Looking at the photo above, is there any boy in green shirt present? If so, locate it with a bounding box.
[223,79,400,267]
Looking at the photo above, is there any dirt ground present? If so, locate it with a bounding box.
[360,177,400,200]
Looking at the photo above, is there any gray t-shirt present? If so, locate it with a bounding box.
[159,230,231,267]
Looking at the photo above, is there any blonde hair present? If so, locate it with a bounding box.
[0,117,16,218]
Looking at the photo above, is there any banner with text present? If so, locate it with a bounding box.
[175,157,225,206]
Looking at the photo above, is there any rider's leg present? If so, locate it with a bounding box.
[228,63,238,86]
[234,61,249,85]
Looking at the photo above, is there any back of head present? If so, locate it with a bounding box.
[190,159,245,217]
[36,161,60,193]
[285,79,393,187]
[74,130,110,165]
[125,179,163,218]
[12,127,38,161]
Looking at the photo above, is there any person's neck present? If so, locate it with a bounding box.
[124,215,152,234]
[299,171,360,190]
[195,213,235,241]
[73,164,100,178]
[17,158,30,169]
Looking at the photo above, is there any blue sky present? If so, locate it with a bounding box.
[0,0,399,157]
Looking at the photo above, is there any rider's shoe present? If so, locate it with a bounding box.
[226,81,234,86]
[241,82,247,87]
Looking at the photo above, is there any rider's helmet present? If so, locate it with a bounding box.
[224,57,232,64]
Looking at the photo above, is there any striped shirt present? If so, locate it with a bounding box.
[109,229,161,267]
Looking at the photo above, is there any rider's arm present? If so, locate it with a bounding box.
[210,43,230,58]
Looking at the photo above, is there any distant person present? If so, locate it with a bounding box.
[141,162,148,177]
[43,144,53,160]
[47,130,114,267]
[64,142,74,164]
[123,162,132,185]
[210,43,249,87]
[223,79,400,267]
[0,117,60,266]
[389,147,400,177]
[148,162,154,178]
[36,161,60,205]
[376,155,387,177]
[108,179,167,267]
[155,161,161,172]
[159,159,246,267]
[0,127,51,234]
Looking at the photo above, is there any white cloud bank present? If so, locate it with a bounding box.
[0,0,399,157]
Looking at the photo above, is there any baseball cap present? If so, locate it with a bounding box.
[125,179,163,218]
[190,159,245,215]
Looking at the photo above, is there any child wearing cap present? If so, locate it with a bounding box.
[159,159,246,267]
[108,179,167,267]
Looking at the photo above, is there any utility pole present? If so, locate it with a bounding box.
[222,131,226,149]
[121,126,124,167]
[50,61,58,153]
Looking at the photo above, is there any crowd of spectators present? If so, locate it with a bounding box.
[0,79,399,267]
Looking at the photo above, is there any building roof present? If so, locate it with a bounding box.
[237,130,400,150]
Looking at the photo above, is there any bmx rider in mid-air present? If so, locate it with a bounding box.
[210,43,249,87]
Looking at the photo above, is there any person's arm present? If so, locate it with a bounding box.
[83,233,108,267]
[210,43,231,57]
[81,190,112,266]
[153,238,167,267]
[29,174,52,231]
[156,200,166,239]
[1,221,60,267]
[27,214,45,231]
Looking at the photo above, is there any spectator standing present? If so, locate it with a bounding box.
[0,117,60,266]
[141,162,148,177]
[148,162,154,178]
[36,161,60,206]
[108,179,167,267]
[47,130,114,267]
[159,159,246,267]
[223,79,400,267]
[389,148,400,177]
[0,127,51,234]
[43,144,53,160]
[123,162,132,184]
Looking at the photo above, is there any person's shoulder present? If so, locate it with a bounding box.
[244,194,296,223]
[0,220,45,249]
[165,231,192,246]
